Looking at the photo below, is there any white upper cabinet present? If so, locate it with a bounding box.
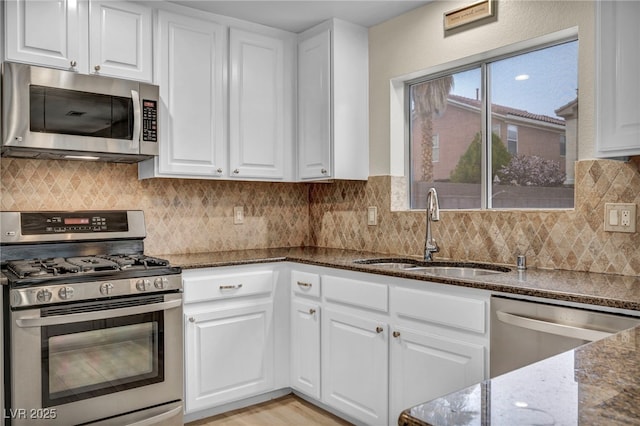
[595,0,640,157]
[139,8,296,181]
[297,19,369,181]
[4,0,152,82]
[140,10,227,177]
[229,28,294,180]
[89,1,152,81]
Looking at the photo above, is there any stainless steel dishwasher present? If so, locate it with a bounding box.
[490,296,640,377]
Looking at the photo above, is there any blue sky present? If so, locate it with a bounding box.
[451,40,578,118]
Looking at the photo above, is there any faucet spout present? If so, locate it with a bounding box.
[424,187,440,261]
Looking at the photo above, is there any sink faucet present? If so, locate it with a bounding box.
[424,187,440,261]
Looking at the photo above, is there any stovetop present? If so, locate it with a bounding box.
[3,254,178,287]
[7,254,170,278]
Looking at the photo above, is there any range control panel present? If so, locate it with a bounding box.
[20,211,129,235]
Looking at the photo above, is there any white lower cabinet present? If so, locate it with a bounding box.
[389,327,485,424]
[322,307,389,425]
[182,266,280,415]
[290,299,321,399]
[184,264,488,424]
[184,301,274,412]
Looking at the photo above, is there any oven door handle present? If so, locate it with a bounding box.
[15,299,182,328]
[495,310,614,342]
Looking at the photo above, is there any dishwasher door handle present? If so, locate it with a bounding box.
[495,310,614,342]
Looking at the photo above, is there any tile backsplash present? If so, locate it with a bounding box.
[0,158,310,255]
[1,158,638,276]
[309,159,640,277]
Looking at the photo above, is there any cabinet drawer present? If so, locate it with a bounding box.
[393,287,485,334]
[291,270,321,297]
[323,275,388,312]
[184,270,274,303]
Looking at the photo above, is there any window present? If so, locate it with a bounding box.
[506,125,518,155]
[432,134,440,162]
[409,39,577,210]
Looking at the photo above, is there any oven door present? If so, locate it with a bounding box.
[9,293,182,426]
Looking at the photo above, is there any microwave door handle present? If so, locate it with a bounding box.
[131,89,141,150]
[15,299,181,328]
[495,310,614,342]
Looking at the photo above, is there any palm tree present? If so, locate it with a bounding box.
[411,76,454,181]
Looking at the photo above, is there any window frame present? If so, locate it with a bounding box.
[403,30,578,210]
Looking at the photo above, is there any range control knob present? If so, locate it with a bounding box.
[154,277,169,289]
[100,282,114,295]
[36,289,52,303]
[58,286,74,300]
[136,279,151,292]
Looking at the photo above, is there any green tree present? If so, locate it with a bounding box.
[411,75,454,181]
[449,132,511,183]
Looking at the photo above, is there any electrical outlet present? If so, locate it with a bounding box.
[367,206,377,226]
[604,203,636,233]
[233,206,244,225]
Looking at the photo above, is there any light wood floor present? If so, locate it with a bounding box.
[186,395,352,426]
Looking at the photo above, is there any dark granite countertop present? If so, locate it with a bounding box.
[158,247,640,424]
[399,324,640,426]
[157,246,640,311]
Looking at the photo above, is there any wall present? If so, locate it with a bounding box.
[0,158,310,256]
[368,0,595,176]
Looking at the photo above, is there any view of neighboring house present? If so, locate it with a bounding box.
[412,94,575,184]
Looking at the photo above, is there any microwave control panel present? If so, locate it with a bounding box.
[142,99,158,142]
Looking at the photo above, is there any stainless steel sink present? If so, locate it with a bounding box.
[353,258,510,278]
[402,265,505,277]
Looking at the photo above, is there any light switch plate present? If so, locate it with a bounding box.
[604,203,636,233]
[233,206,244,225]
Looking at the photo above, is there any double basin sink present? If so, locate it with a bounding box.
[353,258,511,278]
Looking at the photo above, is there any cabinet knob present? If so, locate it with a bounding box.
[375,326,384,334]
[233,169,240,174]
[393,331,401,338]
[94,65,101,72]
[321,168,328,175]
[70,60,77,68]
[188,317,195,323]
[216,168,223,174]
[309,308,316,315]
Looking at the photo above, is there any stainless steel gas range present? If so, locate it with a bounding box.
[1,210,183,425]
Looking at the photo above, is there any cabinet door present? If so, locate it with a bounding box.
[322,307,388,424]
[155,10,226,176]
[89,1,152,82]
[290,299,321,399]
[184,302,274,413]
[389,327,485,425]
[297,29,331,180]
[596,1,640,157]
[5,0,86,70]
[229,28,286,179]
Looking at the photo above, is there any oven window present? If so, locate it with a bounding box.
[29,85,134,139]
[41,312,164,407]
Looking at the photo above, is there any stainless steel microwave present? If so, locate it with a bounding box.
[1,62,159,163]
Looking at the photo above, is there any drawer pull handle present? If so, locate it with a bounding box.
[393,331,401,338]
[220,284,243,290]
[376,326,384,334]
[309,308,316,315]
[297,281,312,288]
